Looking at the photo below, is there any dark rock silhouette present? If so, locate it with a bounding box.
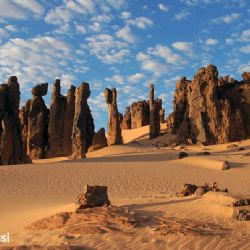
[72,83,94,159]
[149,84,161,139]
[104,88,122,145]
[121,106,131,130]
[48,79,66,157]
[21,83,49,159]
[0,76,25,165]
[63,85,76,155]
[170,65,250,145]
[88,128,108,152]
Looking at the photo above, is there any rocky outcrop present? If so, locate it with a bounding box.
[63,85,76,155]
[48,80,66,157]
[104,88,122,145]
[149,84,161,139]
[21,83,49,159]
[170,65,250,145]
[0,76,25,164]
[131,101,149,129]
[121,106,131,130]
[242,72,250,81]
[88,128,108,152]
[72,83,95,159]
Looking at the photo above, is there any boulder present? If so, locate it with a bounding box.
[31,83,48,97]
[77,185,111,210]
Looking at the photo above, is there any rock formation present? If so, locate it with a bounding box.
[48,79,66,157]
[149,84,161,139]
[104,88,122,145]
[63,85,76,155]
[131,101,149,129]
[0,76,25,164]
[88,128,108,152]
[170,65,250,145]
[21,83,49,159]
[121,107,131,130]
[72,83,95,159]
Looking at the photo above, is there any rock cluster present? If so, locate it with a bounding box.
[77,185,111,210]
[177,182,228,197]
[170,65,250,145]
[104,88,123,145]
[0,76,25,164]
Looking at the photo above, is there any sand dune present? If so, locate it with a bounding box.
[0,125,250,249]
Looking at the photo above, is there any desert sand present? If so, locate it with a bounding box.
[0,125,250,249]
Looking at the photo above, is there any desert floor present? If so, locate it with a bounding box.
[0,125,250,249]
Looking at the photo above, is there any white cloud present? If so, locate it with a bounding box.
[148,45,183,64]
[240,29,250,42]
[212,13,241,24]
[225,38,234,45]
[205,38,219,46]
[239,45,250,54]
[105,74,124,84]
[75,24,87,33]
[127,17,153,29]
[158,3,169,12]
[89,22,101,32]
[5,25,17,32]
[116,26,136,43]
[85,34,130,64]
[174,10,191,21]
[136,52,167,77]
[0,0,28,19]
[13,0,44,15]
[172,42,192,52]
[45,6,73,25]
[127,73,144,83]
[121,11,131,19]
[0,36,85,91]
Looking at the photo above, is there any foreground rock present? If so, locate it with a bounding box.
[0,76,25,164]
[104,88,122,145]
[170,65,250,145]
[72,83,95,159]
[177,182,228,197]
[88,128,108,152]
[77,185,111,210]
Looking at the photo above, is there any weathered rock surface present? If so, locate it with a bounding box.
[49,79,66,157]
[72,83,94,159]
[104,88,122,145]
[77,185,111,210]
[88,128,108,152]
[149,84,161,139]
[242,72,250,81]
[0,76,25,165]
[121,106,131,130]
[63,85,76,156]
[170,65,250,145]
[131,100,149,129]
[21,83,49,159]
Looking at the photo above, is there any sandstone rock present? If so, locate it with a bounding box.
[149,84,161,139]
[242,72,250,81]
[236,210,250,221]
[131,101,149,129]
[72,83,94,159]
[77,185,111,210]
[177,184,198,197]
[31,83,48,97]
[63,85,76,156]
[222,161,230,170]
[88,128,108,152]
[49,79,66,157]
[121,106,131,130]
[104,88,122,145]
[0,76,25,165]
[169,65,250,145]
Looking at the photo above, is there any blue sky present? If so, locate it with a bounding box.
[0,0,249,130]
